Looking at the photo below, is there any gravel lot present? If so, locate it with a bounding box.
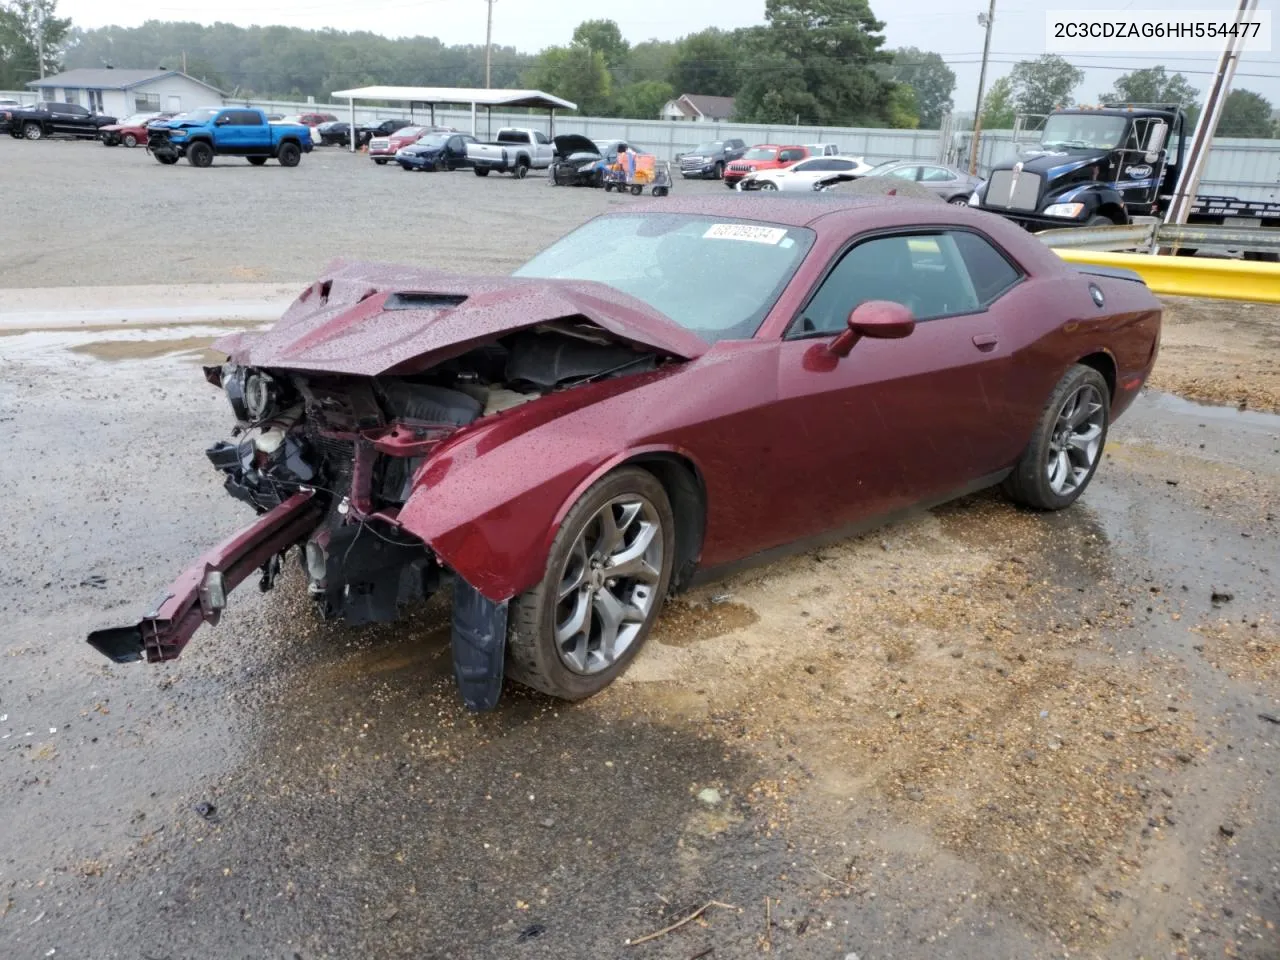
[0,136,727,287]
[2,133,1279,960]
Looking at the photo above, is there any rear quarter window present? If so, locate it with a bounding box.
[951,231,1022,305]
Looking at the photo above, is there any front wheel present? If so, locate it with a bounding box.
[22,122,42,141]
[277,142,301,167]
[513,160,529,179]
[948,195,969,205]
[374,158,388,165]
[187,141,214,167]
[1085,214,1115,226]
[1003,364,1110,511]
[714,162,724,180]
[506,467,675,701]
[155,153,179,165]
[123,134,138,148]
[247,156,268,166]
[759,181,778,191]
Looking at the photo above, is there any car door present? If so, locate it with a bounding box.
[66,103,93,135]
[771,229,1025,536]
[919,165,963,199]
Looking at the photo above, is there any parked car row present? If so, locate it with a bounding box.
[3,101,116,139]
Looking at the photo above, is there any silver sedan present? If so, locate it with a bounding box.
[815,160,983,204]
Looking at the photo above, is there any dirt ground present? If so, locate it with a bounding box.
[1,137,1279,960]
[1149,298,1280,413]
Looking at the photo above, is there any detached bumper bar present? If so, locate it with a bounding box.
[87,491,325,664]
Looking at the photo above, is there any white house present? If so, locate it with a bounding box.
[659,94,736,123]
[26,68,224,118]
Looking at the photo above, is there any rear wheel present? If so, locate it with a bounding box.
[374,158,388,165]
[123,133,138,148]
[187,141,213,167]
[1003,364,1110,511]
[474,167,489,177]
[247,156,268,166]
[277,142,301,167]
[22,122,41,141]
[514,160,529,179]
[506,467,675,701]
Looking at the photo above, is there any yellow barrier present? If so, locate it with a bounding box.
[1053,249,1280,304]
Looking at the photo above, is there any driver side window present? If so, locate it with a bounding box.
[790,232,982,336]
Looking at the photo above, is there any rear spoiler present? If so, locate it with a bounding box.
[1072,264,1146,284]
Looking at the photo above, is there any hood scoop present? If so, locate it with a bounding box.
[384,292,469,311]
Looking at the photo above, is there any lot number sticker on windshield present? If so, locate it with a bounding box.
[703,223,787,245]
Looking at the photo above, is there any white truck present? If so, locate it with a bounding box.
[466,128,556,178]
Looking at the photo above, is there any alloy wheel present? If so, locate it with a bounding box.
[554,495,663,675]
[1046,383,1105,496]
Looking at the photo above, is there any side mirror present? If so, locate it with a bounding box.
[1144,122,1168,163]
[829,301,915,358]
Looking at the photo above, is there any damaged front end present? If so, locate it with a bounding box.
[86,267,691,710]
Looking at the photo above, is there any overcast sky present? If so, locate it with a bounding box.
[58,0,1280,110]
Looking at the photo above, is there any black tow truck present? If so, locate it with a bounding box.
[969,103,1280,258]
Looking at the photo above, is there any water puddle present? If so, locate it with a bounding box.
[1143,389,1280,430]
[652,598,760,647]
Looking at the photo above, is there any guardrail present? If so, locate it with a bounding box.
[1037,222,1280,257]
[1051,248,1280,304]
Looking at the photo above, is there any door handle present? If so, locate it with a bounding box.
[972,333,999,350]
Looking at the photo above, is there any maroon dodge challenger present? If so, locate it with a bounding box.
[88,195,1161,710]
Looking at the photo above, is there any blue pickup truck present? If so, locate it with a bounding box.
[147,107,312,167]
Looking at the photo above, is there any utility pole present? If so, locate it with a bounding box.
[484,0,495,89]
[182,50,188,74]
[1165,0,1256,230]
[967,0,996,175]
[36,4,45,80]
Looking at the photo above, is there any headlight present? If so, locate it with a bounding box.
[244,371,278,421]
[968,190,980,206]
[1044,202,1086,218]
[577,161,597,172]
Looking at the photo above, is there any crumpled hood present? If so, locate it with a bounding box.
[553,134,600,158]
[213,260,708,376]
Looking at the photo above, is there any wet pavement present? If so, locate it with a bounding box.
[1,321,1278,960]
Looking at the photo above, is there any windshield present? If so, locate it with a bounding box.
[693,141,723,153]
[119,114,153,125]
[744,147,778,161]
[1041,114,1128,150]
[395,127,424,137]
[414,134,448,147]
[513,214,815,343]
[183,108,219,123]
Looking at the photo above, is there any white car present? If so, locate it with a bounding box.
[736,155,874,192]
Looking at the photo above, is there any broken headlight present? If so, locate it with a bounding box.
[222,364,281,424]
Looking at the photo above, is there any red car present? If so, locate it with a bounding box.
[367,126,439,164]
[297,112,338,127]
[99,112,174,147]
[724,144,810,187]
[87,196,1161,713]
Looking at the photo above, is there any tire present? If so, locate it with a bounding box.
[155,153,178,165]
[187,141,213,167]
[714,162,724,180]
[1003,364,1110,511]
[474,167,489,177]
[514,160,529,179]
[603,182,613,192]
[760,181,778,191]
[505,467,675,701]
[123,134,138,148]
[101,137,114,147]
[434,156,446,172]
[247,156,268,166]
[22,122,42,141]
[630,184,643,196]
[1085,214,1114,226]
[375,158,388,165]
[277,142,301,167]
[948,195,970,205]
[652,186,668,197]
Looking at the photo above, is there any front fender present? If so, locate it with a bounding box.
[396,369,691,602]
[1046,181,1125,215]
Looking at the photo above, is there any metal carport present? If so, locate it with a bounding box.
[328,86,578,152]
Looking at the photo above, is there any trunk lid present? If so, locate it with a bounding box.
[213,260,708,376]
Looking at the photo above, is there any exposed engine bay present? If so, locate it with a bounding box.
[203,322,663,628]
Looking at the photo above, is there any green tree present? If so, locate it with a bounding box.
[979,75,1015,128]
[622,39,676,85]
[1009,54,1083,115]
[522,44,611,115]
[668,27,741,97]
[885,83,919,128]
[0,0,71,88]
[734,0,893,126]
[880,47,954,128]
[570,19,628,71]
[608,79,674,119]
[1216,89,1273,138]
[1100,66,1198,109]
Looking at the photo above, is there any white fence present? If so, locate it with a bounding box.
[5,88,1278,201]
